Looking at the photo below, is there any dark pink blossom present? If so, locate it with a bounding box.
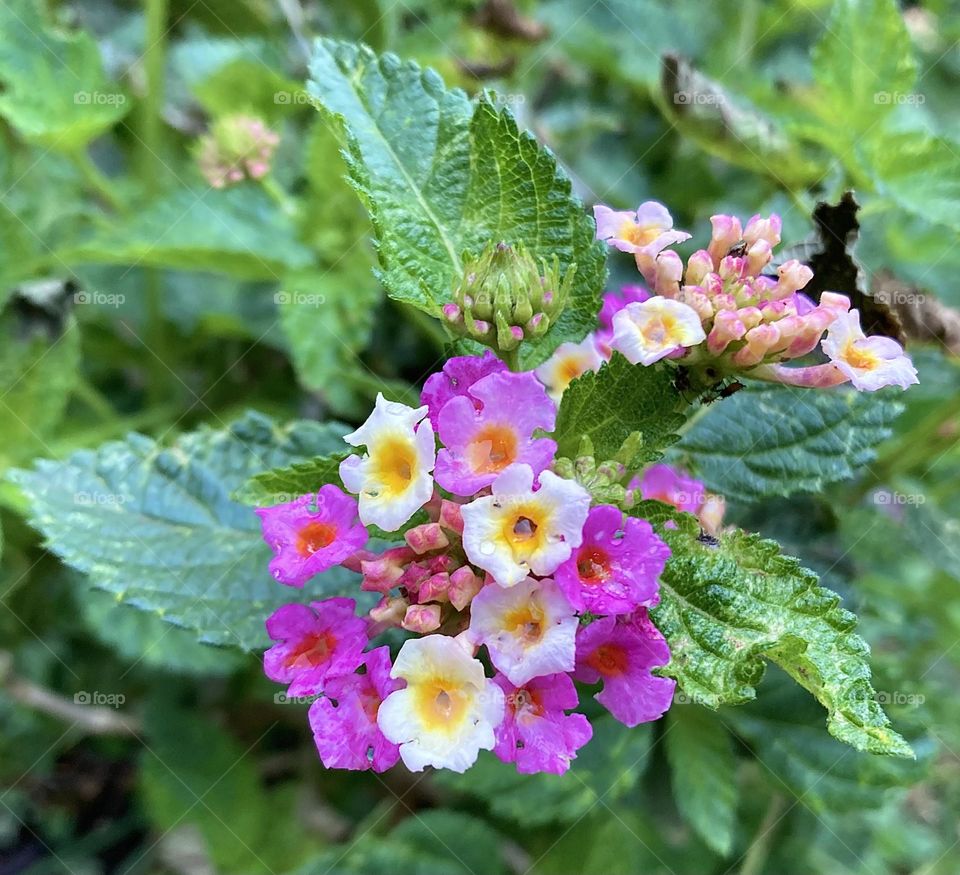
[492,672,592,774]
[264,598,367,697]
[308,646,402,771]
[420,350,507,429]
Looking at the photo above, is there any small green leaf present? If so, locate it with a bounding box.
[233,450,350,507]
[676,381,901,502]
[9,413,354,651]
[307,38,606,367]
[652,520,913,757]
[554,355,685,461]
[0,0,128,148]
[665,705,738,856]
[64,185,313,280]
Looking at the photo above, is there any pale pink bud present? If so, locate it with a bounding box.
[438,499,464,535]
[707,310,746,355]
[745,239,773,277]
[360,546,415,593]
[679,288,713,321]
[402,603,442,633]
[448,566,483,611]
[405,522,449,555]
[743,213,782,248]
[707,214,743,267]
[509,325,524,341]
[370,595,409,626]
[775,259,814,296]
[417,572,450,604]
[654,250,684,296]
[685,249,714,285]
[733,323,781,367]
[442,303,462,322]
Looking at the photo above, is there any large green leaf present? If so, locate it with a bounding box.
[9,413,354,651]
[0,0,128,148]
[651,518,912,756]
[434,718,653,827]
[233,451,349,507]
[665,706,738,856]
[63,185,313,280]
[307,38,606,367]
[675,381,900,503]
[553,355,685,461]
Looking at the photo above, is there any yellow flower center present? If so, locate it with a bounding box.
[500,504,547,561]
[465,424,518,474]
[619,219,662,248]
[371,435,419,497]
[644,314,678,345]
[843,341,880,371]
[414,679,469,733]
[503,598,545,645]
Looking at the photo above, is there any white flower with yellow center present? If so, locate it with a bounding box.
[377,635,504,772]
[534,335,605,402]
[468,577,577,686]
[821,310,918,391]
[611,298,706,366]
[461,463,591,587]
[339,394,436,532]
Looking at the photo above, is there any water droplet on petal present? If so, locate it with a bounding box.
[480,541,495,555]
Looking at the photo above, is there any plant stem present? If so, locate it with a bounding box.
[502,346,521,371]
[142,0,169,188]
[261,175,298,217]
[740,794,786,875]
[71,149,125,212]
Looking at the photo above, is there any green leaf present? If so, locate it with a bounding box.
[792,0,916,160]
[63,185,313,280]
[140,703,318,873]
[726,671,924,813]
[279,264,382,418]
[233,451,349,507]
[306,38,606,367]
[553,355,685,461]
[9,412,354,651]
[651,521,913,757]
[434,717,653,827]
[80,584,245,676]
[388,811,508,875]
[864,133,960,233]
[0,309,81,470]
[0,0,128,148]
[665,705,738,856]
[676,381,901,503]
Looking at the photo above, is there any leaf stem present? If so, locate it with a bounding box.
[71,149,125,213]
[739,794,785,875]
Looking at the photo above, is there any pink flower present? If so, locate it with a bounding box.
[821,310,919,391]
[256,487,368,587]
[492,673,593,774]
[308,646,402,771]
[264,598,367,697]
[420,351,507,429]
[573,613,675,727]
[593,202,691,263]
[435,371,558,496]
[638,464,705,515]
[554,505,670,615]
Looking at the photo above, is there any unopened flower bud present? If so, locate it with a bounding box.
[404,522,449,555]
[196,114,280,189]
[448,566,483,611]
[402,603,442,633]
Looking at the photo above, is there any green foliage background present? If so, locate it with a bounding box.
[1,1,959,873]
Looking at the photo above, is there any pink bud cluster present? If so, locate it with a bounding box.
[588,201,918,392]
[197,114,280,189]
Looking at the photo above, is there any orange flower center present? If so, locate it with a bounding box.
[296,521,337,556]
[466,424,518,474]
[586,643,629,677]
[283,630,337,671]
[577,546,612,584]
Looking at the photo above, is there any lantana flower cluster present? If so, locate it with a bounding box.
[257,355,693,774]
[537,201,917,397]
